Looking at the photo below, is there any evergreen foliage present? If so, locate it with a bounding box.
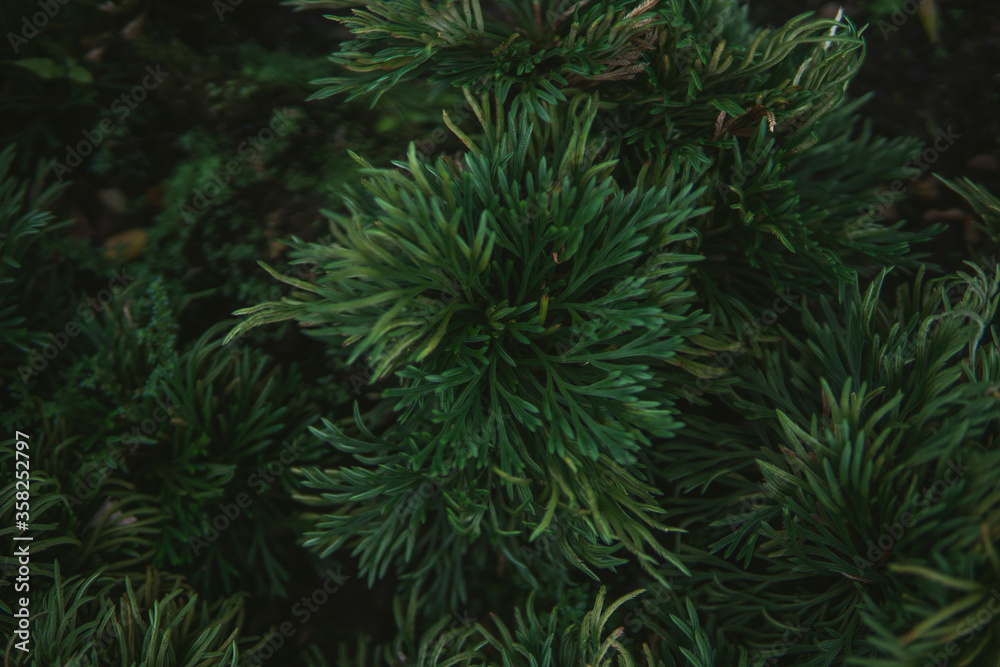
[328,585,665,666]
[0,145,72,385]
[2,0,999,665]
[2,562,251,666]
[228,87,715,612]
[299,0,941,329]
[226,0,998,663]
[651,263,1000,663]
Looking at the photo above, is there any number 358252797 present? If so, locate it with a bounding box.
[14,432,30,523]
